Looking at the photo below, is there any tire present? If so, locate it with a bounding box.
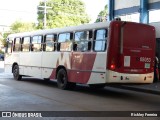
[57,69,76,90]
[89,84,106,89]
[13,65,22,80]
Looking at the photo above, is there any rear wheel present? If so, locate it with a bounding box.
[13,65,22,80]
[57,69,76,90]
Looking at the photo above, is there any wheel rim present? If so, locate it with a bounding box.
[57,69,68,89]
[59,73,65,84]
[13,66,18,78]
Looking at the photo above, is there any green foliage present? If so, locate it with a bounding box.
[0,33,10,47]
[95,5,108,23]
[10,21,36,33]
[1,21,36,47]
[0,49,4,54]
[37,0,90,29]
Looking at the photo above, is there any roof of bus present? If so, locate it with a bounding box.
[7,21,111,39]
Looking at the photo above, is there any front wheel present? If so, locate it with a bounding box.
[57,69,76,90]
[13,65,22,80]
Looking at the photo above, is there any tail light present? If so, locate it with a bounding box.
[110,58,116,70]
[110,64,115,70]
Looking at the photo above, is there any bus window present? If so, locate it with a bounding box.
[58,33,72,51]
[31,36,42,52]
[13,38,21,52]
[22,37,30,52]
[74,31,92,51]
[6,40,12,53]
[45,34,56,51]
[94,29,107,51]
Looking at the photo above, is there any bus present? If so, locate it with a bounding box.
[5,21,156,89]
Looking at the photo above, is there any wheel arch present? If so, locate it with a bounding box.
[56,65,67,79]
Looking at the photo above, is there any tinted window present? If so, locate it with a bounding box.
[58,33,72,51]
[45,34,56,51]
[13,38,21,52]
[31,36,42,52]
[22,37,30,52]
[94,29,107,51]
[74,31,92,51]
[6,41,12,53]
[75,31,88,41]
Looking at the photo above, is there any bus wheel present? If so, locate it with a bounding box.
[89,84,106,89]
[57,69,76,90]
[13,65,22,80]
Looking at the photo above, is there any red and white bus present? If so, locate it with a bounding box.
[5,21,156,89]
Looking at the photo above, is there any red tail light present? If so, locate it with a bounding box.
[110,58,116,70]
[110,64,115,70]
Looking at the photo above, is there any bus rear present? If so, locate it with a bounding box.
[107,21,156,83]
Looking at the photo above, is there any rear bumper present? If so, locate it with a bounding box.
[106,70,154,83]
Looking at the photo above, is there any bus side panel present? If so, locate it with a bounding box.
[5,52,20,73]
[20,52,42,78]
[42,52,59,79]
[5,55,12,73]
[68,52,97,83]
[42,52,71,79]
[86,52,107,84]
[69,52,106,84]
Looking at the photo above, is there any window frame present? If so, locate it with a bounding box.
[6,40,13,53]
[31,35,43,52]
[44,34,57,52]
[21,36,31,52]
[93,29,108,52]
[73,30,93,52]
[57,32,73,52]
[13,37,21,52]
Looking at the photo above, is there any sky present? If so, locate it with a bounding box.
[0,0,107,27]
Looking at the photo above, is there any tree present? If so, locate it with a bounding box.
[95,5,108,22]
[0,33,10,47]
[0,21,36,48]
[37,0,90,29]
[10,21,36,33]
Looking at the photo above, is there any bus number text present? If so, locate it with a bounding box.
[140,57,151,63]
